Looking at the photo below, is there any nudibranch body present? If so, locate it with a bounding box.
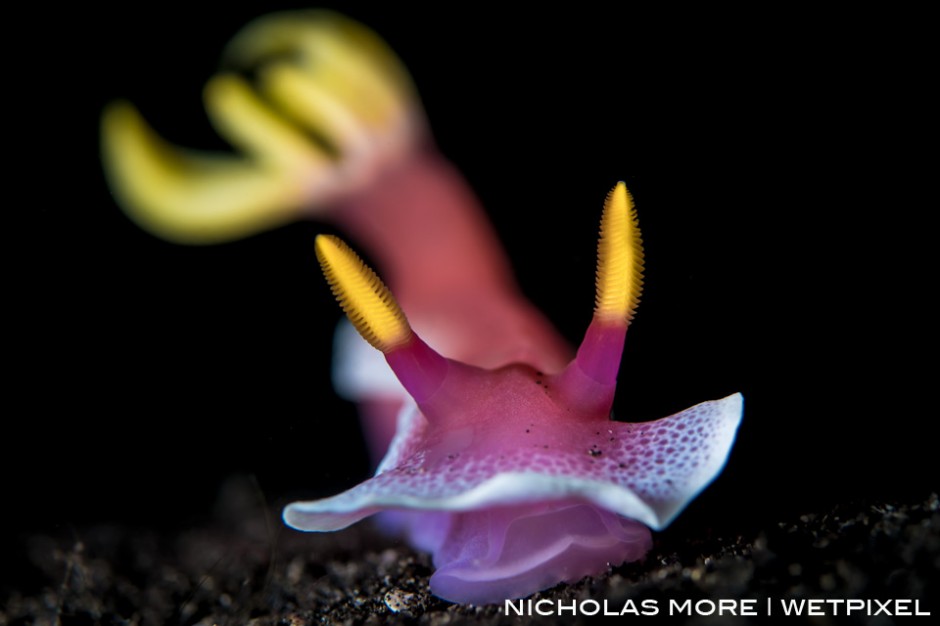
[101,11,743,605]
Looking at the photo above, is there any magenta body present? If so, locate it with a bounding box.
[285,147,743,604]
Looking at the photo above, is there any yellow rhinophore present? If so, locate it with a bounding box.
[315,235,413,353]
[101,11,423,245]
[594,182,645,324]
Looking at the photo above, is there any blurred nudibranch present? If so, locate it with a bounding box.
[101,11,743,605]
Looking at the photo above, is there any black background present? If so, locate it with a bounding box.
[10,1,933,571]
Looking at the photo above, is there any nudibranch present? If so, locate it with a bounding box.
[101,11,743,605]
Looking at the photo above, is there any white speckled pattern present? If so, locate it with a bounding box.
[284,393,742,532]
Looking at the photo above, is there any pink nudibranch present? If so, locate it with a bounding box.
[100,11,743,605]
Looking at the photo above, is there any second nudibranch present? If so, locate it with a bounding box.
[100,11,743,605]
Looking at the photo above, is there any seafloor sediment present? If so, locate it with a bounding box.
[3,488,936,625]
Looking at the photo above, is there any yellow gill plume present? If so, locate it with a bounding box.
[100,102,305,243]
[101,11,422,245]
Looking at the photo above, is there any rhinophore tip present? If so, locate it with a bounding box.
[315,234,448,404]
[315,234,413,352]
[595,181,644,324]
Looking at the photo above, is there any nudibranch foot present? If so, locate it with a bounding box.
[424,501,652,605]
